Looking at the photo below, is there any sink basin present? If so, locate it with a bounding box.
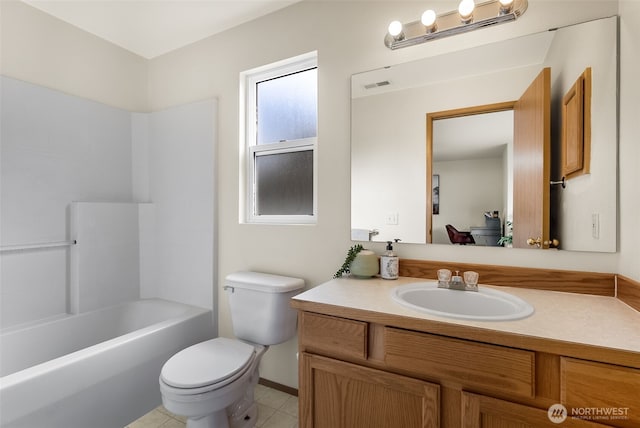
[391,282,534,321]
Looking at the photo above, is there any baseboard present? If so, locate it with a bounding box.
[617,275,640,312]
[259,378,298,397]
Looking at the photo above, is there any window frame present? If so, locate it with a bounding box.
[241,52,318,225]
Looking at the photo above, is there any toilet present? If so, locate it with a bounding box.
[159,271,305,428]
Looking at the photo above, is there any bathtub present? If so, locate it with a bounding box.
[0,298,214,428]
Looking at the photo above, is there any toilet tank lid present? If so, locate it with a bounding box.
[225,271,305,293]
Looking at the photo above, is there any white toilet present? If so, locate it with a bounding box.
[159,271,305,428]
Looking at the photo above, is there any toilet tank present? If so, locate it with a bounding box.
[225,271,305,345]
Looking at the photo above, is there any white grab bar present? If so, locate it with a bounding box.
[0,240,77,253]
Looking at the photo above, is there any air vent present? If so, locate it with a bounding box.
[364,80,391,90]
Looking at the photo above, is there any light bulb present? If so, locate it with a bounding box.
[499,0,514,13]
[458,0,475,22]
[388,20,403,38]
[421,9,437,32]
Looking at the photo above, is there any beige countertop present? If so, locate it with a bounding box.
[292,276,640,363]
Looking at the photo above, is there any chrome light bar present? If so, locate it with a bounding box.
[384,0,528,50]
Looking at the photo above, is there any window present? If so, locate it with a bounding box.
[241,52,318,224]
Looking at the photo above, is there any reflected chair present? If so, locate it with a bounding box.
[445,224,475,245]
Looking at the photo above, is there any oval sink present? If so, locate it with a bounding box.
[391,282,534,321]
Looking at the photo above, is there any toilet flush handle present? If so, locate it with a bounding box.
[223,285,235,293]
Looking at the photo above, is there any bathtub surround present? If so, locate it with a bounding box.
[0,76,134,327]
[0,76,217,328]
[70,202,149,313]
[2,0,639,393]
[134,100,217,310]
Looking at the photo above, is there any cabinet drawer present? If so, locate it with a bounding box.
[385,327,535,398]
[300,312,367,360]
[561,358,640,427]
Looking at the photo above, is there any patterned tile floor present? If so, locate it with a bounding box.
[125,384,298,428]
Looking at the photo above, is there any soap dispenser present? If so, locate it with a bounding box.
[380,240,399,280]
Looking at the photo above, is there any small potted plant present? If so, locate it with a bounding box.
[334,244,378,278]
[498,221,513,247]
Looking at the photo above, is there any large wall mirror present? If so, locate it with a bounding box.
[351,16,617,252]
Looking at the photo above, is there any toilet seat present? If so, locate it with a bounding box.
[160,338,256,395]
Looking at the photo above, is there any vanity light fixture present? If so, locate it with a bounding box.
[384,0,528,50]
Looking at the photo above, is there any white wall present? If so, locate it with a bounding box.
[432,157,504,245]
[145,1,628,388]
[544,17,618,252]
[617,1,640,280]
[0,0,147,112]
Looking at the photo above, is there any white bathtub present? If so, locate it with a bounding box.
[0,298,213,428]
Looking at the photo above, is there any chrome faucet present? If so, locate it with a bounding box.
[437,269,479,292]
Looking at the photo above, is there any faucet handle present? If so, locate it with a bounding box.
[463,271,479,290]
[437,269,452,283]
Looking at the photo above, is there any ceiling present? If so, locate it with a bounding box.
[22,0,302,59]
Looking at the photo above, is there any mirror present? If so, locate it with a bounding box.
[351,16,617,252]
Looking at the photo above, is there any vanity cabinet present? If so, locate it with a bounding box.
[297,311,638,428]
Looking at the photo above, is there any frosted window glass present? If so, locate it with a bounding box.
[255,150,313,215]
[257,68,317,145]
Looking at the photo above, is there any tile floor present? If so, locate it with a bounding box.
[125,384,298,428]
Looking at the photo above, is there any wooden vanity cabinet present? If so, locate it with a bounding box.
[298,311,638,428]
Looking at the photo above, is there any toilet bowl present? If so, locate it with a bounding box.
[160,338,265,428]
[159,272,304,428]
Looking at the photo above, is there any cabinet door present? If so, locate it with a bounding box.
[300,353,439,428]
[561,358,640,427]
[462,392,611,428]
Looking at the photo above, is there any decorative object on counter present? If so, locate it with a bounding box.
[334,244,363,278]
[349,249,379,278]
[380,239,400,280]
[334,244,379,278]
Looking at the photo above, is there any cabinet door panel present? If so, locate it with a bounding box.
[561,358,640,427]
[300,353,439,428]
[462,392,611,428]
[300,312,368,360]
[385,328,535,399]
